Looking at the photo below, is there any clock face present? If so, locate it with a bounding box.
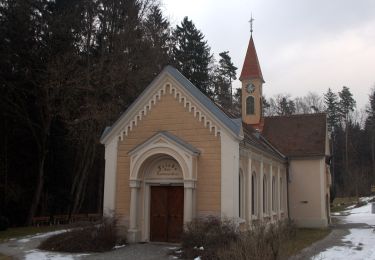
[246,83,255,93]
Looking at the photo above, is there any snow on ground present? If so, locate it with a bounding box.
[14,229,90,260]
[17,229,69,243]
[113,244,126,250]
[25,250,89,260]
[312,197,375,260]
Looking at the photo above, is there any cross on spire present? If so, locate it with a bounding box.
[249,14,254,35]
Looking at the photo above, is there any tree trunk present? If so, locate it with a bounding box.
[26,149,47,225]
[345,117,349,174]
[70,138,96,214]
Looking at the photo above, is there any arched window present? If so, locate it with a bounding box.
[272,176,276,212]
[251,173,256,215]
[239,169,245,218]
[280,177,283,211]
[246,96,255,115]
[263,175,267,214]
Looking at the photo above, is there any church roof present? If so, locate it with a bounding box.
[242,123,286,160]
[262,113,328,158]
[239,36,264,82]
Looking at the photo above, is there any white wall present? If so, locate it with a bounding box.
[103,138,118,216]
[288,157,328,228]
[220,130,240,218]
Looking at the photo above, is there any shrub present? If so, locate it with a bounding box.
[181,216,239,259]
[0,216,9,231]
[217,219,297,260]
[39,218,123,252]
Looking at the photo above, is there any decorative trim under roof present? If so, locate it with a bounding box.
[100,66,243,145]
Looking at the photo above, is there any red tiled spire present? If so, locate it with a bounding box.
[239,36,264,82]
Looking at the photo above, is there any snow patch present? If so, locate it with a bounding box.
[311,197,375,259]
[32,230,69,239]
[25,250,88,260]
[113,244,126,250]
[312,228,375,260]
[18,238,31,243]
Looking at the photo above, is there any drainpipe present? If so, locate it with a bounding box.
[286,158,290,219]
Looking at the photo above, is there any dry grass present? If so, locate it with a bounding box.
[330,197,358,212]
[217,220,297,260]
[0,226,64,243]
[281,228,331,258]
[0,253,12,260]
[180,218,330,260]
[180,216,239,259]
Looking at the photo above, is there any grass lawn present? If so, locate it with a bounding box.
[0,253,12,260]
[0,225,64,243]
[281,228,331,257]
[331,196,359,212]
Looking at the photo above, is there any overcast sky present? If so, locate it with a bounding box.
[161,0,375,109]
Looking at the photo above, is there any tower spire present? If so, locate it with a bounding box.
[240,21,264,126]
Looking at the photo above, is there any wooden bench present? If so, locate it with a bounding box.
[88,213,102,222]
[53,215,69,225]
[32,216,51,226]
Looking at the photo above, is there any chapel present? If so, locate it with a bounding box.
[100,33,332,243]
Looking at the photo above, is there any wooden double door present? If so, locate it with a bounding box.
[150,186,184,242]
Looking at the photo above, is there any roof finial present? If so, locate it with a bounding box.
[249,14,254,35]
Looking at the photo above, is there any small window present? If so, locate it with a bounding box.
[246,96,255,115]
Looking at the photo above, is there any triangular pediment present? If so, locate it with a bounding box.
[128,131,200,156]
[100,66,243,145]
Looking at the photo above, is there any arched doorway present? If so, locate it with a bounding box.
[141,154,184,242]
[127,131,199,242]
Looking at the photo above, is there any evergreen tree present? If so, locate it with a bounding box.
[218,51,237,106]
[172,17,213,96]
[214,51,237,110]
[143,5,171,73]
[324,88,340,132]
[338,86,356,176]
[365,88,375,181]
[279,97,296,116]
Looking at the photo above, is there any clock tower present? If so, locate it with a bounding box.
[240,34,264,126]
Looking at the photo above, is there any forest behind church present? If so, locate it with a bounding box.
[0,0,374,227]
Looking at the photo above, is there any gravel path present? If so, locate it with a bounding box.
[83,243,176,260]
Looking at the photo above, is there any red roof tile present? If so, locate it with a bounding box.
[239,36,264,82]
[262,113,327,157]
